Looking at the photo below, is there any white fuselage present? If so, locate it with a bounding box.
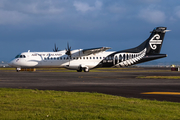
[9,49,114,70]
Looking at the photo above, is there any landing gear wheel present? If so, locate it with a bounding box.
[16,68,21,72]
[77,70,82,72]
[77,67,82,72]
[84,67,89,72]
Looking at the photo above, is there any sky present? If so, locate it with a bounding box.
[0,0,180,63]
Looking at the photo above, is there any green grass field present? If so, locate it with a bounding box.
[0,88,180,120]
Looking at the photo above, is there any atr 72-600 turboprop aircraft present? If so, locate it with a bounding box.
[9,27,169,72]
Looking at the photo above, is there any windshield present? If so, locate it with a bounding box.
[15,54,26,58]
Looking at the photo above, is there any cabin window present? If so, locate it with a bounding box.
[57,57,59,60]
[54,57,56,60]
[83,57,85,59]
[44,58,46,60]
[64,57,66,60]
[93,57,95,59]
[80,57,82,59]
[76,57,78,59]
[51,58,53,60]
[86,57,88,59]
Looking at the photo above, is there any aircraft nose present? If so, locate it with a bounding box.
[8,59,18,67]
[8,60,14,67]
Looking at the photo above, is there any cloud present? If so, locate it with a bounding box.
[0,0,65,25]
[138,8,165,24]
[0,10,27,25]
[108,4,126,14]
[73,0,102,13]
[174,6,180,18]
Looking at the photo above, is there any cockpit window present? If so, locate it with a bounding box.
[15,54,20,58]
[15,54,26,58]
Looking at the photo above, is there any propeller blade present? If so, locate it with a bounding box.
[53,43,60,52]
[65,42,71,56]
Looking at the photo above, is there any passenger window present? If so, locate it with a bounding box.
[51,58,53,60]
[44,58,46,60]
[93,57,95,59]
[100,57,102,59]
[96,57,98,59]
[54,57,56,60]
[57,57,59,60]
[86,57,88,59]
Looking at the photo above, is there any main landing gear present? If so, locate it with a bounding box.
[77,67,89,72]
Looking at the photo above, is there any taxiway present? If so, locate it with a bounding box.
[0,67,180,102]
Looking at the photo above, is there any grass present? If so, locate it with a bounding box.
[137,76,180,79]
[0,88,180,120]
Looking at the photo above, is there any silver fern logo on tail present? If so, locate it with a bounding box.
[149,34,162,50]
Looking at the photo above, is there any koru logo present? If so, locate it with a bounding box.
[149,34,162,50]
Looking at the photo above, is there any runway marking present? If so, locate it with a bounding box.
[141,92,180,95]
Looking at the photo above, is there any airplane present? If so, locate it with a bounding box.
[9,27,169,72]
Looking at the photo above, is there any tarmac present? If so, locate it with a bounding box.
[0,67,180,102]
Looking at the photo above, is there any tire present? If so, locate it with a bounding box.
[84,68,89,72]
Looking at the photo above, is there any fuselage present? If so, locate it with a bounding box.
[9,49,114,70]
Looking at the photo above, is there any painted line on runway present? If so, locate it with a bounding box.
[141,92,180,95]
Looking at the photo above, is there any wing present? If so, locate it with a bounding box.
[82,47,111,55]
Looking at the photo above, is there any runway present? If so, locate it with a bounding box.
[0,67,180,102]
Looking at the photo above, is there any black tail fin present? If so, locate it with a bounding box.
[137,27,167,55]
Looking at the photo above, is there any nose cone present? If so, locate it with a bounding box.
[8,59,15,67]
[8,59,20,67]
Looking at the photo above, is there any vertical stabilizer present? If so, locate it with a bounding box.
[137,27,167,55]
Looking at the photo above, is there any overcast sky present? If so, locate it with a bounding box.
[1,0,180,62]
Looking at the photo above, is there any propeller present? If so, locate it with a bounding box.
[53,44,59,52]
[65,42,71,57]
